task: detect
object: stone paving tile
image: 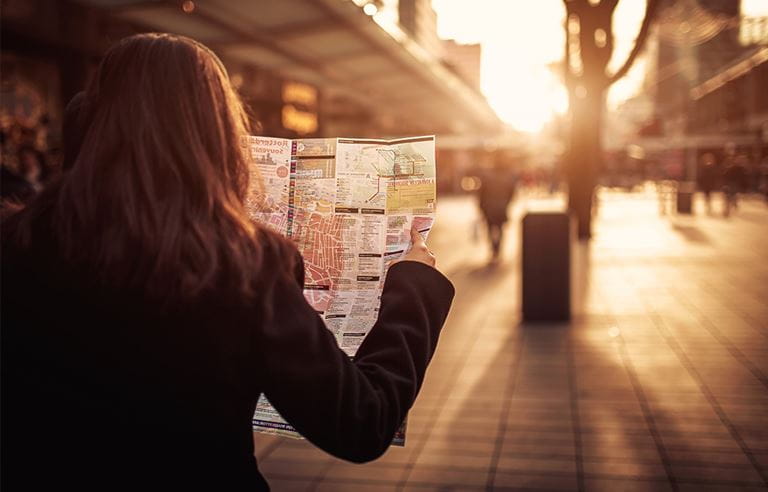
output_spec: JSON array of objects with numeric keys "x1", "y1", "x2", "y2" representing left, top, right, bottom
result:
[
  {"x1": 670, "y1": 463, "x2": 766, "y2": 485},
  {"x1": 500, "y1": 436, "x2": 577, "y2": 458},
  {"x1": 316, "y1": 482, "x2": 399, "y2": 492},
  {"x1": 263, "y1": 477, "x2": 314, "y2": 491},
  {"x1": 259, "y1": 458, "x2": 328, "y2": 480},
  {"x1": 256, "y1": 191, "x2": 768, "y2": 491},
  {"x1": 418, "y1": 435, "x2": 498, "y2": 456},
  {"x1": 406, "y1": 465, "x2": 490, "y2": 488},
  {"x1": 321, "y1": 460, "x2": 407, "y2": 483},
  {"x1": 582, "y1": 459, "x2": 669, "y2": 480},
  {"x1": 491, "y1": 470, "x2": 578, "y2": 490},
  {"x1": 429, "y1": 422, "x2": 503, "y2": 441},
  {"x1": 664, "y1": 447, "x2": 754, "y2": 466},
  {"x1": 401, "y1": 485, "x2": 485, "y2": 492},
  {"x1": 412, "y1": 450, "x2": 494, "y2": 469},
  {"x1": 583, "y1": 477, "x2": 675, "y2": 491},
  {"x1": 495, "y1": 455, "x2": 577, "y2": 474},
  {"x1": 677, "y1": 485, "x2": 768, "y2": 492}
]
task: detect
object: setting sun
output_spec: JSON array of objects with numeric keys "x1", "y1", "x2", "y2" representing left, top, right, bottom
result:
[
  {"x1": 483, "y1": 64, "x2": 568, "y2": 133},
  {"x1": 433, "y1": 0, "x2": 648, "y2": 133}
]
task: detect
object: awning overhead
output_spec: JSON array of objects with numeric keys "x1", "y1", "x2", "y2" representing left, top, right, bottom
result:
[{"x1": 76, "y1": 0, "x2": 503, "y2": 136}]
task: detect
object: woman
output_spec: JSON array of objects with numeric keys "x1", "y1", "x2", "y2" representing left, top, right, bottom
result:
[{"x1": 1, "y1": 33, "x2": 454, "y2": 491}]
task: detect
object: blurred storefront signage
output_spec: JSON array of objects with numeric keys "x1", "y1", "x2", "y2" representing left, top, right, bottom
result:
[
  {"x1": 0, "y1": 80, "x2": 44, "y2": 128},
  {"x1": 282, "y1": 81, "x2": 318, "y2": 135}
]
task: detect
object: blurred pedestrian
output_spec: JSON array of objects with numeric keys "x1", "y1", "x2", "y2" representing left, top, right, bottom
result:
[
  {"x1": 1, "y1": 33, "x2": 454, "y2": 491},
  {"x1": 478, "y1": 153, "x2": 516, "y2": 260},
  {"x1": 722, "y1": 154, "x2": 748, "y2": 217},
  {"x1": 698, "y1": 152, "x2": 718, "y2": 215}
]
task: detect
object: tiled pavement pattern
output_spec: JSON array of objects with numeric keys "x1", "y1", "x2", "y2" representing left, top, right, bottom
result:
[{"x1": 254, "y1": 189, "x2": 768, "y2": 491}]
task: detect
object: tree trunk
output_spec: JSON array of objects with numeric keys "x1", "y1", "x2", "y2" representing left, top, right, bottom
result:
[
  {"x1": 566, "y1": 86, "x2": 604, "y2": 239},
  {"x1": 561, "y1": 0, "x2": 659, "y2": 240}
]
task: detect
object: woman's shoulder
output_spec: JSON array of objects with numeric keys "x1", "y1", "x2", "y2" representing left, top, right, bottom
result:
[
  {"x1": 256, "y1": 226, "x2": 297, "y2": 260},
  {"x1": 254, "y1": 226, "x2": 304, "y2": 287}
]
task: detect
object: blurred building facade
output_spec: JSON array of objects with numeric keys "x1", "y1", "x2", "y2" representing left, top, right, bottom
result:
[
  {"x1": 441, "y1": 40, "x2": 482, "y2": 92},
  {"x1": 634, "y1": 0, "x2": 767, "y2": 180},
  {"x1": 398, "y1": 0, "x2": 443, "y2": 59},
  {"x1": 1, "y1": 0, "x2": 503, "y2": 190}
]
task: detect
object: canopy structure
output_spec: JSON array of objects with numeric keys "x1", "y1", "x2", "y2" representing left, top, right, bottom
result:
[{"x1": 76, "y1": 0, "x2": 503, "y2": 137}]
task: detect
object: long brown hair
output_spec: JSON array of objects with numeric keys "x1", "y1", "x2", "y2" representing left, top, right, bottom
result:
[{"x1": 6, "y1": 33, "x2": 268, "y2": 301}]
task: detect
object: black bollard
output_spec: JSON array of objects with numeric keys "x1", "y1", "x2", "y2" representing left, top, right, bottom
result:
[
  {"x1": 676, "y1": 182, "x2": 694, "y2": 214},
  {"x1": 522, "y1": 212, "x2": 572, "y2": 322}
]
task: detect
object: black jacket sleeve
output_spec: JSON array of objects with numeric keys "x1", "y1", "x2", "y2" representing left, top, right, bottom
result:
[{"x1": 256, "y1": 260, "x2": 454, "y2": 462}]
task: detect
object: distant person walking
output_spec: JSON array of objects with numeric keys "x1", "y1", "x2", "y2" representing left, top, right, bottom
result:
[
  {"x1": 698, "y1": 153, "x2": 718, "y2": 214},
  {"x1": 723, "y1": 155, "x2": 748, "y2": 217},
  {"x1": 478, "y1": 155, "x2": 516, "y2": 260}
]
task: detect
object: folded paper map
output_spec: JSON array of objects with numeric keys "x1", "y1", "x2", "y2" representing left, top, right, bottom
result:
[{"x1": 246, "y1": 135, "x2": 437, "y2": 446}]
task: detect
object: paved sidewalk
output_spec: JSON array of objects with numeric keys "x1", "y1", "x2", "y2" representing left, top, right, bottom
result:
[{"x1": 255, "y1": 189, "x2": 768, "y2": 491}]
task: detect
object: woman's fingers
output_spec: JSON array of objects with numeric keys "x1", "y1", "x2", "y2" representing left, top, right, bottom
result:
[
  {"x1": 411, "y1": 225, "x2": 425, "y2": 247},
  {"x1": 403, "y1": 224, "x2": 436, "y2": 267}
]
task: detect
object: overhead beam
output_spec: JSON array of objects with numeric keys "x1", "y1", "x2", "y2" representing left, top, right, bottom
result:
[{"x1": 262, "y1": 19, "x2": 342, "y2": 39}]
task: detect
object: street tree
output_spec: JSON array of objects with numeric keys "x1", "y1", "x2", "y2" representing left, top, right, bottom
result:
[{"x1": 562, "y1": 0, "x2": 661, "y2": 238}]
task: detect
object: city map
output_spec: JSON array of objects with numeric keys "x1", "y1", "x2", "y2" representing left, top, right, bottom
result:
[{"x1": 246, "y1": 135, "x2": 436, "y2": 446}]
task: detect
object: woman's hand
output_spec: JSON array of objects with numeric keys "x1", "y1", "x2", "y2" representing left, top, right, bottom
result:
[{"x1": 402, "y1": 225, "x2": 436, "y2": 267}]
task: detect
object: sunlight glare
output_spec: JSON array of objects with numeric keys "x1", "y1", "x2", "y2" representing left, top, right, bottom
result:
[{"x1": 433, "y1": 0, "x2": 648, "y2": 132}]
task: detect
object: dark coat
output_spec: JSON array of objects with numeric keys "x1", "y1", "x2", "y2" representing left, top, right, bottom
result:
[{"x1": 1, "y1": 213, "x2": 454, "y2": 491}]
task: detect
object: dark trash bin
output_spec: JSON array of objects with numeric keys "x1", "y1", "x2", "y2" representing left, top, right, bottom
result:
[{"x1": 522, "y1": 212, "x2": 572, "y2": 322}]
